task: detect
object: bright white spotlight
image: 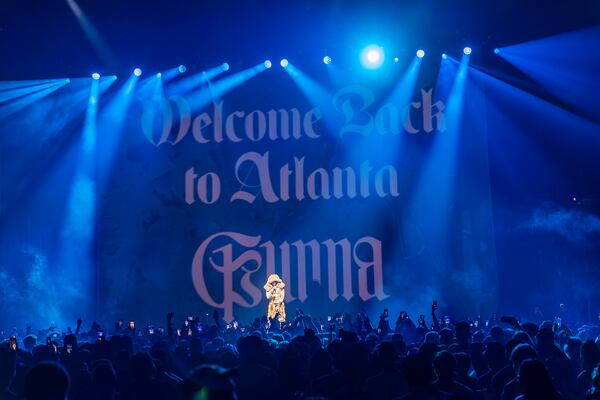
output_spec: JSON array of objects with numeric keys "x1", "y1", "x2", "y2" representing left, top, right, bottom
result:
[
  {"x1": 156, "y1": 72, "x2": 162, "y2": 78},
  {"x1": 280, "y1": 59, "x2": 289, "y2": 68},
  {"x1": 494, "y1": 48, "x2": 500, "y2": 55},
  {"x1": 92, "y1": 72, "x2": 100, "y2": 80},
  {"x1": 222, "y1": 62, "x2": 230, "y2": 71},
  {"x1": 178, "y1": 65, "x2": 186, "y2": 73},
  {"x1": 416, "y1": 49, "x2": 425, "y2": 58},
  {"x1": 463, "y1": 47, "x2": 472, "y2": 55},
  {"x1": 264, "y1": 60, "x2": 272, "y2": 69},
  {"x1": 133, "y1": 68, "x2": 142, "y2": 76},
  {"x1": 393, "y1": 56, "x2": 399, "y2": 63},
  {"x1": 441, "y1": 53, "x2": 448, "y2": 59},
  {"x1": 360, "y1": 45, "x2": 384, "y2": 69},
  {"x1": 323, "y1": 55, "x2": 332, "y2": 65}
]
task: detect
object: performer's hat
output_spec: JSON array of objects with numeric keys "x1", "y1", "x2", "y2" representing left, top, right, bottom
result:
[{"x1": 264, "y1": 273, "x2": 285, "y2": 290}]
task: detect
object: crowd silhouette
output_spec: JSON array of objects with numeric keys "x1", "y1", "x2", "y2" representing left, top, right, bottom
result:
[{"x1": 1, "y1": 303, "x2": 600, "y2": 400}]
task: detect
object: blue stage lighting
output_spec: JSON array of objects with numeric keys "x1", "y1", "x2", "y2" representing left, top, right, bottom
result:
[
  {"x1": 178, "y1": 65, "x2": 186, "y2": 73},
  {"x1": 133, "y1": 68, "x2": 142, "y2": 76},
  {"x1": 416, "y1": 49, "x2": 425, "y2": 58},
  {"x1": 463, "y1": 47, "x2": 472, "y2": 55},
  {"x1": 360, "y1": 45, "x2": 385, "y2": 69},
  {"x1": 92, "y1": 72, "x2": 100, "y2": 80},
  {"x1": 264, "y1": 60, "x2": 272, "y2": 69},
  {"x1": 442, "y1": 53, "x2": 448, "y2": 59},
  {"x1": 156, "y1": 72, "x2": 162, "y2": 78},
  {"x1": 280, "y1": 59, "x2": 289, "y2": 68},
  {"x1": 222, "y1": 62, "x2": 230, "y2": 71},
  {"x1": 323, "y1": 56, "x2": 332, "y2": 65},
  {"x1": 393, "y1": 57, "x2": 399, "y2": 63},
  {"x1": 494, "y1": 48, "x2": 500, "y2": 55}
]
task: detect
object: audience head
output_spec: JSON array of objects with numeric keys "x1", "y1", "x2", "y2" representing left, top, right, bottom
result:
[
  {"x1": 403, "y1": 353, "x2": 433, "y2": 388},
  {"x1": 180, "y1": 364, "x2": 236, "y2": 400},
  {"x1": 433, "y1": 350, "x2": 456, "y2": 381},
  {"x1": 581, "y1": 339, "x2": 600, "y2": 370},
  {"x1": 485, "y1": 341, "x2": 507, "y2": 369},
  {"x1": 24, "y1": 362, "x2": 70, "y2": 400},
  {"x1": 517, "y1": 358, "x2": 559, "y2": 399},
  {"x1": 510, "y1": 343, "x2": 537, "y2": 370}
]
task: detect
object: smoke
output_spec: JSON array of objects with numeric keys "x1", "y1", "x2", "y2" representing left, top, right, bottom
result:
[
  {"x1": 522, "y1": 206, "x2": 600, "y2": 242},
  {"x1": 0, "y1": 247, "x2": 86, "y2": 328}
]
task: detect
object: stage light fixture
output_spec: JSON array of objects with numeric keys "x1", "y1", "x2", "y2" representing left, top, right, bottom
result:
[
  {"x1": 280, "y1": 59, "x2": 289, "y2": 68},
  {"x1": 416, "y1": 49, "x2": 425, "y2": 58},
  {"x1": 442, "y1": 53, "x2": 448, "y2": 59},
  {"x1": 360, "y1": 45, "x2": 384, "y2": 69},
  {"x1": 393, "y1": 57, "x2": 399, "y2": 63},
  {"x1": 463, "y1": 47, "x2": 472, "y2": 55},
  {"x1": 133, "y1": 68, "x2": 142, "y2": 76},
  {"x1": 178, "y1": 65, "x2": 186, "y2": 73},
  {"x1": 264, "y1": 60, "x2": 272, "y2": 69},
  {"x1": 156, "y1": 72, "x2": 162, "y2": 78},
  {"x1": 222, "y1": 62, "x2": 230, "y2": 71},
  {"x1": 323, "y1": 56, "x2": 332, "y2": 65},
  {"x1": 92, "y1": 72, "x2": 100, "y2": 80},
  {"x1": 494, "y1": 48, "x2": 500, "y2": 55}
]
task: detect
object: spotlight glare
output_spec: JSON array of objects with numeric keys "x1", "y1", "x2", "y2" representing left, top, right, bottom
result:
[
  {"x1": 178, "y1": 64, "x2": 186, "y2": 73},
  {"x1": 264, "y1": 60, "x2": 272, "y2": 69},
  {"x1": 133, "y1": 68, "x2": 142, "y2": 76},
  {"x1": 442, "y1": 53, "x2": 448, "y2": 59},
  {"x1": 393, "y1": 56, "x2": 399, "y2": 63},
  {"x1": 222, "y1": 62, "x2": 230, "y2": 71},
  {"x1": 494, "y1": 48, "x2": 500, "y2": 55},
  {"x1": 280, "y1": 58, "x2": 289, "y2": 68},
  {"x1": 360, "y1": 45, "x2": 384, "y2": 69},
  {"x1": 92, "y1": 72, "x2": 100, "y2": 80},
  {"x1": 156, "y1": 72, "x2": 162, "y2": 78},
  {"x1": 323, "y1": 55, "x2": 332, "y2": 65},
  {"x1": 463, "y1": 46, "x2": 472, "y2": 55},
  {"x1": 416, "y1": 49, "x2": 425, "y2": 58},
  {"x1": 367, "y1": 50, "x2": 379, "y2": 63}
]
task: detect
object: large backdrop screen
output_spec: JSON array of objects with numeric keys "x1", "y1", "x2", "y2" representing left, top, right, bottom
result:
[{"x1": 0, "y1": 58, "x2": 497, "y2": 326}]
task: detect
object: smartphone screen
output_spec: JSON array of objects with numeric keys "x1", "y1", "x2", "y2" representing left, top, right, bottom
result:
[
  {"x1": 176, "y1": 328, "x2": 181, "y2": 337},
  {"x1": 67, "y1": 344, "x2": 73, "y2": 354},
  {"x1": 9, "y1": 336, "x2": 17, "y2": 351},
  {"x1": 129, "y1": 320, "x2": 135, "y2": 330}
]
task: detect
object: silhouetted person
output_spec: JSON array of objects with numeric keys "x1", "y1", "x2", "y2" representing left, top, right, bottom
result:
[
  {"x1": 92, "y1": 360, "x2": 117, "y2": 400},
  {"x1": 500, "y1": 343, "x2": 538, "y2": 400},
  {"x1": 24, "y1": 362, "x2": 70, "y2": 400},
  {"x1": 234, "y1": 335, "x2": 277, "y2": 400},
  {"x1": 397, "y1": 353, "x2": 441, "y2": 400},
  {"x1": 179, "y1": 364, "x2": 236, "y2": 400},
  {"x1": 364, "y1": 342, "x2": 407, "y2": 399},
  {"x1": 477, "y1": 341, "x2": 507, "y2": 390},
  {"x1": 378, "y1": 309, "x2": 391, "y2": 336},
  {"x1": 454, "y1": 352, "x2": 477, "y2": 390},
  {"x1": 432, "y1": 350, "x2": 476, "y2": 399},
  {"x1": 579, "y1": 340, "x2": 600, "y2": 397},
  {"x1": 516, "y1": 358, "x2": 564, "y2": 400},
  {"x1": 0, "y1": 348, "x2": 17, "y2": 400}
]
